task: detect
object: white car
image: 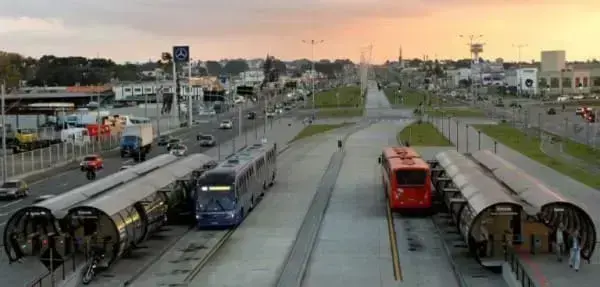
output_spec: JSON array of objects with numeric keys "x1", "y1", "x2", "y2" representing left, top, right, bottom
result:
[
  {"x1": 170, "y1": 144, "x2": 188, "y2": 156},
  {"x1": 266, "y1": 111, "x2": 276, "y2": 118},
  {"x1": 219, "y1": 120, "x2": 233, "y2": 129}
]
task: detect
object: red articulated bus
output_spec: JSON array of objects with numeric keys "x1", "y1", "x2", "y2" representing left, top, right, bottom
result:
[{"x1": 379, "y1": 147, "x2": 433, "y2": 211}]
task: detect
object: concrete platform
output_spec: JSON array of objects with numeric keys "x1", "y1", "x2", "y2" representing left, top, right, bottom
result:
[
  {"x1": 427, "y1": 119, "x2": 600, "y2": 286},
  {"x1": 186, "y1": 129, "x2": 350, "y2": 287},
  {"x1": 302, "y1": 122, "x2": 406, "y2": 287}
]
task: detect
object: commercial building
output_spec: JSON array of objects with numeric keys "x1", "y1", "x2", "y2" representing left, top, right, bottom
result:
[
  {"x1": 504, "y1": 68, "x2": 538, "y2": 95},
  {"x1": 112, "y1": 81, "x2": 204, "y2": 101},
  {"x1": 538, "y1": 50, "x2": 600, "y2": 95}
]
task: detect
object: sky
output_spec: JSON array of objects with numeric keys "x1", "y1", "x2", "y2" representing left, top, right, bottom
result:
[{"x1": 0, "y1": 0, "x2": 599, "y2": 64}]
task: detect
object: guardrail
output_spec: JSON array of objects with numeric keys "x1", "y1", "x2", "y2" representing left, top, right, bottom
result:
[
  {"x1": 27, "y1": 253, "x2": 85, "y2": 287},
  {"x1": 0, "y1": 134, "x2": 122, "y2": 179},
  {"x1": 505, "y1": 248, "x2": 536, "y2": 287}
]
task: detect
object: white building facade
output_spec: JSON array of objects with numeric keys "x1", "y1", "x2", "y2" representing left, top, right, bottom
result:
[
  {"x1": 504, "y1": 68, "x2": 538, "y2": 95},
  {"x1": 112, "y1": 81, "x2": 204, "y2": 101}
]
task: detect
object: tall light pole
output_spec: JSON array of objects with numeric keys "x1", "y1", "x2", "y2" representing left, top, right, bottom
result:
[
  {"x1": 302, "y1": 39, "x2": 324, "y2": 118},
  {"x1": 459, "y1": 34, "x2": 484, "y2": 99},
  {"x1": 1, "y1": 83, "x2": 6, "y2": 183},
  {"x1": 513, "y1": 44, "x2": 527, "y2": 97}
]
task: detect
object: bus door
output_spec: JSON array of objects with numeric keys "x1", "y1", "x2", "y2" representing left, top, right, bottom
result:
[{"x1": 394, "y1": 168, "x2": 428, "y2": 202}]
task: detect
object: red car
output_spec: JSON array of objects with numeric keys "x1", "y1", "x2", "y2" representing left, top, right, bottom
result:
[{"x1": 80, "y1": 154, "x2": 104, "y2": 171}]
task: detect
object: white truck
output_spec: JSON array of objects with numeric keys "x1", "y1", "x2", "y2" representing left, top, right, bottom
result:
[{"x1": 120, "y1": 124, "x2": 153, "y2": 161}]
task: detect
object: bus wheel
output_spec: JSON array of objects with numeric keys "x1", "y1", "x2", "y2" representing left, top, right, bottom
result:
[
  {"x1": 250, "y1": 197, "x2": 255, "y2": 211},
  {"x1": 269, "y1": 173, "x2": 276, "y2": 186},
  {"x1": 237, "y1": 210, "x2": 244, "y2": 226}
]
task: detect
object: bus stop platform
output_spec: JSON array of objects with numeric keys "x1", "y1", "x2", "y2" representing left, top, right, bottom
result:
[{"x1": 507, "y1": 251, "x2": 600, "y2": 287}]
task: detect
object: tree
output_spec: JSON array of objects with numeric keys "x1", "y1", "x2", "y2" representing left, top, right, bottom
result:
[
  {"x1": 0, "y1": 51, "x2": 25, "y2": 89},
  {"x1": 205, "y1": 61, "x2": 222, "y2": 76},
  {"x1": 222, "y1": 59, "x2": 249, "y2": 76},
  {"x1": 271, "y1": 59, "x2": 286, "y2": 75}
]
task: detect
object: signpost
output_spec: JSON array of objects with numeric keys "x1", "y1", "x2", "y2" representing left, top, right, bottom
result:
[{"x1": 172, "y1": 46, "x2": 190, "y2": 126}]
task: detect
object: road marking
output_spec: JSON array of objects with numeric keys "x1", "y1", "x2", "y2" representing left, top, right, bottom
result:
[
  {"x1": 0, "y1": 208, "x2": 18, "y2": 216},
  {"x1": 386, "y1": 203, "x2": 403, "y2": 281},
  {"x1": 0, "y1": 221, "x2": 5, "y2": 226},
  {"x1": 0, "y1": 199, "x2": 23, "y2": 209}
]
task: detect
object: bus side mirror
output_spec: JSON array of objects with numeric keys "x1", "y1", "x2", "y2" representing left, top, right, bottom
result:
[{"x1": 378, "y1": 156, "x2": 382, "y2": 164}]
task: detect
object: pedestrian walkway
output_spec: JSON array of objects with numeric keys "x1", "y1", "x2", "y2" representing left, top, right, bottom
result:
[
  {"x1": 132, "y1": 125, "x2": 350, "y2": 287},
  {"x1": 429, "y1": 116, "x2": 600, "y2": 286},
  {"x1": 302, "y1": 122, "x2": 400, "y2": 287}
]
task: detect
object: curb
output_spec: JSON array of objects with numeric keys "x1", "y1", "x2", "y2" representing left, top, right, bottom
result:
[
  {"x1": 121, "y1": 226, "x2": 195, "y2": 286},
  {"x1": 430, "y1": 215, "x2": 469, "y2": 287}
]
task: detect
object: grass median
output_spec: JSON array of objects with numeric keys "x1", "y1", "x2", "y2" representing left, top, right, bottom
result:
[
  {"x1": 473, "y1": 124, "x2": 600, "y2": 188},
  {"x1": 317, "y1": 108, "x2": 364, "y2": 118},
  {"x1": 425, "y1": 107, "x2": 485, "y2": 118},
  {"x1": 290, "y1": 123, "x2": 350, "y2": 142},
  {"x1": 398, "y1": 122, "x2": 453, "y2": 146},
  {"x1": 315, "y1": 86, "x2": 362, "y2": 108}
]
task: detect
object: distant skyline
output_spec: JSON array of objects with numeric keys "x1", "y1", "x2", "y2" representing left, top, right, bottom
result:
[{"x1": 1, "y1": 1, "x2": 598, "y2": 64}]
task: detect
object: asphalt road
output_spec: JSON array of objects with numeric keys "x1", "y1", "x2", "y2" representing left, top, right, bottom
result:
[
  {"x1": 0, "y1": 101, "x2": 276, "y2": 238},
  {"x1": 0, "y1": 101, "x2": 302, "y2": 287}
]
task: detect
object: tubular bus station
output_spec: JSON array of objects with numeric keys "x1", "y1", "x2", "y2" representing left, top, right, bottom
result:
[
  {"x1": 429, "y1": 150, "x2": 596, "y2": 268},
  {"x1": 3, "y1": 154, "x2": 217, "y2": 270}
]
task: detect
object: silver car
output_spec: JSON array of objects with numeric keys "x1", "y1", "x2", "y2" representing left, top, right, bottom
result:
[
  {"x1": 197, "y1": 134, "x2": 216, "y2": 147},
  {"x1": 0, "y1": 180, "x2": 29, "y2": 199},
  {"x1": 170, "y1": 144, "x2": 188, "y2": 156}
]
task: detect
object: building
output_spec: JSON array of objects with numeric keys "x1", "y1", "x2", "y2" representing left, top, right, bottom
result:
[
  {"x1": 445, "y1": 68, "x2": 471, "y2": 88},
  {"x1": 541, "y1": 51, "x2": 566, "y2": 72},
  {"x1": 112, "y1": 81, "x2": 204, "y2": 101},
  {"x1": 504, "y1": 68, "x2": 538, "y2": 95},
  {"x1": 537, "y1": 51, "x2": 598, "y2": 95}
]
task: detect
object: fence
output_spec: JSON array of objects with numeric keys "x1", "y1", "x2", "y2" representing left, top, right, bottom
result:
[
  {"x1": 505, "y1": 248, "x2": 537, "y2": 287},
  {"x1": 27, "y1": 254, "x2": 85, "y2": 287},
  {"x1": 0, "y1": 134, "x2": 122, "y2": 180}
]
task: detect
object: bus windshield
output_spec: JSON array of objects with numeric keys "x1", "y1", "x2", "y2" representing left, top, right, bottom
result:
[
  {"x1": 395, "y1": 169, "x2": 427, "y2": 185},
  {"x1": 197, "y1": 193, "x2": 236, "y2": 211}
]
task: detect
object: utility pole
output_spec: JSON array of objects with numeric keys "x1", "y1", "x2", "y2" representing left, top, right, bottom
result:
[
  {"x1": 459, "y1": 34, "x2": 484, "y2": 99},
  {"x1": 187, "y1": 58, "x2": 193, "y2": 127},
  {"x1": 513, "y1": 44, "x2": 527, "y2": 97},
  {"x1": 302, "y1": 39, "x2": 324, "y2": 118},
  {"x1": 1, "y1": 83, "x2": 6, "y2": 183}
]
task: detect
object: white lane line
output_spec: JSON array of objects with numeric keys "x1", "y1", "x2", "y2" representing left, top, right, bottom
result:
[
  {"x1": 0, "y1": 199, "x2": 23, "y2": 209},
  {"x1": 0, "y1": 221, "x2": 5, "y2": 226},
  {"x1": 0, "y1": 209, "x2": 18, "y2": 216}
]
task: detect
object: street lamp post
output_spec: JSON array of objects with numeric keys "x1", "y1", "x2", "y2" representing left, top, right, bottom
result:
[
  {"x1": 459, "y1": 34, "x2": 483, "y2": 99},
  {"x1": 302, "y1": 39, "x2": 324, "y2": 118},
  {"x1": 513, "y1": 44, "x2": 527, "y2": 98}
]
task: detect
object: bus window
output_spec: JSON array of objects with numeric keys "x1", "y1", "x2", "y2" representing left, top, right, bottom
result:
[{"x1": 395, "y1": 169, "x2": 427, "y2": 185}]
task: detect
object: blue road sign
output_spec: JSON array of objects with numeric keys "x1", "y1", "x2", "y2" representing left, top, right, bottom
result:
[{"x1": 173, "y1": 46, "x2": 190, "y2": 62}]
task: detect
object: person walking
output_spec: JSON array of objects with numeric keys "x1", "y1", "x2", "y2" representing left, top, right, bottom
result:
[
  {"x1": 569, "y1": 229, "x2": 582, "y2": 271},
  {"x1": 555, "y1": 223, "x2": 565, "y2": 262}
]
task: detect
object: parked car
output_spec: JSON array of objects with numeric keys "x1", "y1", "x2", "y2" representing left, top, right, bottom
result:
[
  {"x1": 246, "y1": 112, "x2": 256, "y2": 120},
  {"x1": 0, "y1": 179, "x2": 30, "y2": 199}
]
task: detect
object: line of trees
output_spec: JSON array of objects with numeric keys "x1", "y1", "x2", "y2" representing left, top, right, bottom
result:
[{"x1": 0, "y1": 50, "x2": 356, "y2": 91}]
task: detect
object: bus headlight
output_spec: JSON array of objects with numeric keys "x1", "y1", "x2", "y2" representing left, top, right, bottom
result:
[
  {"x1": 201, "y1": 186, "x2": 208, "y2": 191},
  {"x1": 227, "y1": 211, "x2": 235, "y2": 218}
]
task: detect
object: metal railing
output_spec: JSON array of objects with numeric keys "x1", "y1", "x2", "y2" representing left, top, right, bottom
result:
[
  {"x1": 27, "y1": 254, "x2": 85, "y2": 287},
  {"x1": 0, "y1": 134, "x2": 122, "y2": 179},
  {"x1": 505, "y1": 248, "x2": 537, "y2": 287}
]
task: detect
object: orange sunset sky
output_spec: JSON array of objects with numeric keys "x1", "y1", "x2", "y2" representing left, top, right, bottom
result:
[{"x1": 0, "y1": 0, "x2": 598, "y2": 63}]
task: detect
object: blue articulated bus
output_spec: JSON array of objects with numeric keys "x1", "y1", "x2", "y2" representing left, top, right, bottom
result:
[{"x1": 194, "y1": 142, "x2": 277, "y2": 228}]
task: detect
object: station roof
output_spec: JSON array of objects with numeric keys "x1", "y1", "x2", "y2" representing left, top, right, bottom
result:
[
  {"x1": 435, "y1": 150, "x2": 520, "y2": 215},
  {"x1": 76, "y1": 153, "x2": 215, "y2": 217}
]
